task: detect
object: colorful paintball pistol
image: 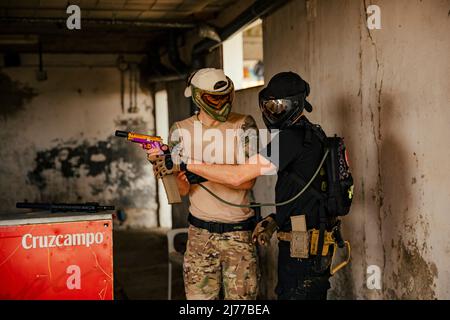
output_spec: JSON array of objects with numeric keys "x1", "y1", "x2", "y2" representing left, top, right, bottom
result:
[
  {"x1": 115, "y1": 130, "x2": 182, "y2": 204},
  {"x1": 115, "y1": 130, "x2": 163, "y2": 150}
]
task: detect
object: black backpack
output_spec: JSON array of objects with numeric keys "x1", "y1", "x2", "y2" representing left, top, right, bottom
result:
[
  {"x1": 286, "y1": 119, "x2": 354, "y2": 219},
  {"x1": 323, "y1": 135, "x2": 354, "y2": 217}
]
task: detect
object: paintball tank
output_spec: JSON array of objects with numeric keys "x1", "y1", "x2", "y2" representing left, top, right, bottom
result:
[{"x1": 115, "y1": 130, "x2": 181, "y2": 204}]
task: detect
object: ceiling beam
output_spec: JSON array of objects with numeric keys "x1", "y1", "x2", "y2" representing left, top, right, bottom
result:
[{"x1": 0, "y1": 17, "x2": 196, "y2": 29}]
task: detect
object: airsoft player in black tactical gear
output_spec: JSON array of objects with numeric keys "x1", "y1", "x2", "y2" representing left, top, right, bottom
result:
[{"x1": 168, "y1": 71, "x2": 353, "y2": 300}]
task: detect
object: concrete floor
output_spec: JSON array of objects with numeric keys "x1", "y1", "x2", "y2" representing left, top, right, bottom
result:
[{"x1": 113, "y1": 228, "x2": 185, "y2": 300}]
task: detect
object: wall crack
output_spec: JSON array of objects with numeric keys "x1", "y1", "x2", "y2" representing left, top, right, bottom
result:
[{"x1": 362, "y1": 0, "x2": 386, "y2": 293}]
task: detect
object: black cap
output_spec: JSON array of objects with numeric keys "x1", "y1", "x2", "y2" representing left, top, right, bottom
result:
[{"x1": 260, "y1": 71, "x2": 312, "y2": 112}]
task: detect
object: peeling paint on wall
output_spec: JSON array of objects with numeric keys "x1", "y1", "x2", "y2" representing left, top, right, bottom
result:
[
  {"x1": 20, "y1": 122, "x2": 156, "y2": 210},
  {"x1": 23, "y1": 134, "x2": 156, "y2": 211},
  {"x1": 27, "y1": 137, "x2": 141, "y2": 192},
  {"x1": 0, "y1": 60, "x2": 158, "y2": 228},
  {"x1": 388, "y1": 240, "x2": 438, "y2": 299},
  {"x1": 114, "y1": 117, "x2": 149, "y2": 130}
]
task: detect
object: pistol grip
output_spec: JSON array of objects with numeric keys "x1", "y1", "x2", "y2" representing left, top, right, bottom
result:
[
  {"x1": 161, "y1": 174, "x2": 182, "y2": 204},
  {"x1": 142, "y1": 143, "x2": 162, "y2": 151}
]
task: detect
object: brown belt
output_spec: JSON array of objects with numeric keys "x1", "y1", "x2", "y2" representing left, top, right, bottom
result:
[
  {"x1": 277, "y1": 229, "x2": 351, "y2": 275},
  {"x1": 277, "y1": 231, "x2": 293, "y2": 242},
  {"x1": 277, "y1": 229, "x2": 335, "y2": 256}
]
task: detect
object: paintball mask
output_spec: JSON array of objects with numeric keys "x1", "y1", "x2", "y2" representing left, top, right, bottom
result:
[
  {"x1": 184, "y1": 68, "x2": 235, "y2": 122},
  {"x1": 258, "y1": 72, "x2": 313, "y2": 130}
]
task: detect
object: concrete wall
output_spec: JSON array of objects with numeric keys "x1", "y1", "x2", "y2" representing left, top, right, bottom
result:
[
  {"x1": 0, "y1": 54, "x2": 158, "y2": 228},
  {"x1": 235, "y1": 0, "x2": 449, "y2": 299}
]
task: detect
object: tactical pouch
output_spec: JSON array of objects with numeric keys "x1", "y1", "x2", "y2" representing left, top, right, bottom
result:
[{"x1": 289, "y1": 215, "x2": 309, "y2": 259}]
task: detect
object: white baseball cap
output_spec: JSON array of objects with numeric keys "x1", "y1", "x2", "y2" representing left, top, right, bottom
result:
[{"x1": 184, "y1": 68, "x2": 231, "y2": 97}]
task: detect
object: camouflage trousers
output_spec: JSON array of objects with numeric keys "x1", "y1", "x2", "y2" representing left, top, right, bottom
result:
[{"x1": 183, "y1": 225, "x2": 259, "y2": 300}]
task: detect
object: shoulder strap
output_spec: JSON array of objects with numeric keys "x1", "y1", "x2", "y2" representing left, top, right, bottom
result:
[
  {"x1": 282, "y1": 170, "x2": 326, "y2": 202},
  {"x1": 279, "y1": 169, "x2": 326, "y2": 221}
]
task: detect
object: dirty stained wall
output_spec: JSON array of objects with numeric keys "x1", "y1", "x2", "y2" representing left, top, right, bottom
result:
[
  {"x1": 0, "y1": 54, "x2": 158, "y2": 228},
  {"x1": 235, "y1": 0, "x2": 449, "y2": 299}
]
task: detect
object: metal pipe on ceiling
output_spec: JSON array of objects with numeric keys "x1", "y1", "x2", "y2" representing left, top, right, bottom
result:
[
  {"x1": 145, "y1": 0, "x2": 291, "y2": 82},
  {"x1": 193, "y1": 0, "x2": 291, "y2": 56},
  {"x1": 0, "y1": 17, "x2": 196, "y2": 29}
]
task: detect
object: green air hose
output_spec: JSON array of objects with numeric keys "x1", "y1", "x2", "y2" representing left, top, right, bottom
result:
[{"x1": 197, "y1": 149, "x2": 329, "y2": 208}]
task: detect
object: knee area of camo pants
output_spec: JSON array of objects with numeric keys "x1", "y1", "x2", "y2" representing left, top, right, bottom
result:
[{"x1": 183, "y1": 225, "x2": 258, "y2": 300}]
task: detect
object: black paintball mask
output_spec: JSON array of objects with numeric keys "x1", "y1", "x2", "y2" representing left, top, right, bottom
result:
[{"x1": 258, "y1": 72, "x2": 313, "y2": 130}]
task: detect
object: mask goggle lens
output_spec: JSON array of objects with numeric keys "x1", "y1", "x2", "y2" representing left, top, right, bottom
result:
[
  {"x1": 259, "y1": 93, "x2": 304, "y2": 120},
  {"x1": 202, "y1": 91, "x2": 234, "y2": 110},
  {"x1": 260, "y1": 99, "x2": 292, "y2": 115}
]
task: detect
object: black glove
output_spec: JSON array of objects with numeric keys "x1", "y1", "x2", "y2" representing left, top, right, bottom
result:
[
  {"x1": 162, "y1": 147, "x2": 207, "y2": 184},
  {"x1": 152, "y1": 147, "x2": 207, "y2": 184},
  {"x1": 162, "y1": 149, "x2": 187, "y2": 171},
  {"x1": 185, "y1": 170, "x2": 207, "y2": 184}
]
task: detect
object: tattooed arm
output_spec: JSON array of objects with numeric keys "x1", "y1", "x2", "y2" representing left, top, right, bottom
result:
[
  {"x1": 187, "y1": 154, "x2": 275, "y2": 187},
  {"x1": 187, "y1": 115, "x2": 277, "y2": 187},
  {"x1": 233, "y1": 115, "x2": 259, "y2": 190}
]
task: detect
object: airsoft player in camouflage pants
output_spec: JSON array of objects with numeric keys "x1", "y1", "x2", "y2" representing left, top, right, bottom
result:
[
  {"x1": 147, "y1": 68, "x2": 259, "y2": 300},
  {"x1": 184, "y1": 225, "x2": 258, "y2": 299}
]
